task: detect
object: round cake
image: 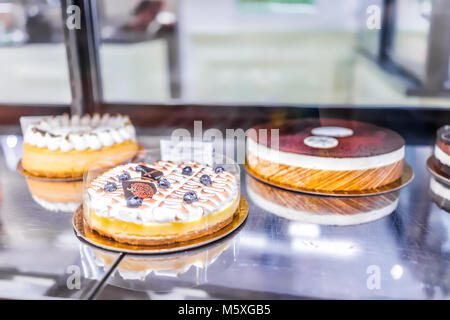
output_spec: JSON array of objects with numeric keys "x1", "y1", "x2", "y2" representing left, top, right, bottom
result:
[
  {"x1": 247, "y1": 118, "x2": 405, "y2": 192},
  {"x1": 84, "y1": 161, "x2": 239, "y2": 245},
  {"x1": 92, "y1": 239, "x2": 231, "y2": 280},
  {"x1": 434, "y1": 125, "x2": 450, "y2": 177},
  {"x1": 246, "y1": 175, "x2": 400, "y2": 225},
  {"x1": 22, "y1": 113, "x2": 139, "y2": 178}
]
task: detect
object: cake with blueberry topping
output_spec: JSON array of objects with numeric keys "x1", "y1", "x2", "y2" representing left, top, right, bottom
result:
[
  {"x1": 247, "y1": 118, "x2": 405, "y2": 192},
  {"x1": 22, "y1": 113, "x2": 139, "y2": 178},
  {"x1": 434, "y1": 125, "x2": 450, "y2": 177},
  {"x1": 84, "y1": 161, "x2": 239, "y2": 245}
]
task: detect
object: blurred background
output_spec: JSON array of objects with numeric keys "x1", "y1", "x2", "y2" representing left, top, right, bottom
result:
[{"x1": 0, "y1": 0, "x2": 449, "y2": 108}]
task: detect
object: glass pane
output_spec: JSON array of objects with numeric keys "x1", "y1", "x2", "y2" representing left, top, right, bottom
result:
[{"x1": 0, "y1": 0, "x2": 71, "y2": 104}]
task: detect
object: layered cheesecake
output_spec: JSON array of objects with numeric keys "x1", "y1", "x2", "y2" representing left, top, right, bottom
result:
[
  {"x1": 247, "y1": 118, "x2": 405, "y2": 192},
  {"x1": 434, "y1": 125, "x2": 450, "y2": 177},
  {"x1": 22, "y1": 113, "x2": 139, "y2": 178},
  {"x1": 84, "y1": 161, "x2": 239, "y2": 246},
  {"x1": 247, "y1": 175, "x2": 399, "y2": 225}
]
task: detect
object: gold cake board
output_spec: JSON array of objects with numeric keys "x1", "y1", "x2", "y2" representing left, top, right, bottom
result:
[
  {"x1": 245, "y1": 162, "x2": 414, "y2": 197},
  {"x1": 72, "y1": 196, "x2": 248, "y2": 254},
  {"x1": 427, "y1": 156, "x2": 450, "y2": 186}
]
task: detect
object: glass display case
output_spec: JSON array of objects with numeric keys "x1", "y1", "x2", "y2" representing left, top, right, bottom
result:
[{"x1": 0, "y1": 0, "x2": 449, "y2": 300}]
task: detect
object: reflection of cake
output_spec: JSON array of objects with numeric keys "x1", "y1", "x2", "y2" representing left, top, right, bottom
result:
[
  {"x1": 84, "y1": 161, "x2": 239, "y2": 245},
  {"x1": 434, "y1": 125, "x2": 450, "y2": 177},
  {"x1": 93, "y1": 239, "x2": 231, "y2": 280},
  {"x1": 25, "y1": 177, "x2": 82, "y2": 213},
  {"x1": 430, "y1": 178, "x2": 450, "y2": 212},
  {"x1": 247, "y1": 175, "x2": 399, "y2": 225},
  {"x1": 22, "y1": 113, "x2": 139, "y2": 178},
  {"x1": 247, "y1": 118, "x2": 405, "y2": 192}
]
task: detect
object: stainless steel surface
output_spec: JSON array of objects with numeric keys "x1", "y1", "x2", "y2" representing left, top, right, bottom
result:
[
  {"x1": 0, "y1": 135, "x2": 121, "y2": 299},
  {"x1": 1, "y1": 133, "x2": 450, "y2": 299}
]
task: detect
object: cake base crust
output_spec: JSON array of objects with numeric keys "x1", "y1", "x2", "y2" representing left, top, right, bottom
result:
[{"x1": 247, "y1": 151, "x2": 404, "y2": 192}]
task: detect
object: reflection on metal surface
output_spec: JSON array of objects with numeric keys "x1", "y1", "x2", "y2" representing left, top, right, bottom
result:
[
  {"x1": 16, "y1": 159, "x2": 82, "y2": 213},
  {"x1": 427, "y1": 156, "x2": 450, "y2": 186},
  {"x1": 246, "y1": 175, "x2": 400, "y2": 225},
  {"x1": 430, "y1": 178, "x2": 450, "y2": 213}
]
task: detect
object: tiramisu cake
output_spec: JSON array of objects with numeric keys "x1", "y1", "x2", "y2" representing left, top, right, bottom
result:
[
  {"x1": 247, "y1": 175, "x2": 400, "y2": 225},
  {"x1": 84, "y1": 161, "x2": 239, "y2": 245},
  {"x1": 434, "y1": 125, "x2": 450, "y2": 177},
  {"x1": 22, "y1": 113, "x2": 139, "y2": 178},
  {"x1": 247, "y1": 118, "x2": 405, "y2": 193}
]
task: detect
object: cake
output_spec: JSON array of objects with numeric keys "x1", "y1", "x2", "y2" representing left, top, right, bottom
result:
[
  {"x1": 434, "y1": 125, "x2": 450, "y2": 177},
  {"x1": 22, "y1": 113, "x2": 139, "y2": 178},
  {"x1": 430, "y1": 178, "x2": 450, "y2": 213},
  {"x1": 246, "y1": 175, "x2": 400, "y2": 225},
  {"x1": 247, "y1": 118, "x2": 405, "y2": 192},
  {"x1": 25, "y1": 177, "x2": 82, "y2": 212},
  {"x1": 84, "y1": 161, "x2": 239, "y2": 246}
]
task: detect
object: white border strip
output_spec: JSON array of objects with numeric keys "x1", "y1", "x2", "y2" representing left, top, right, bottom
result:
[
  {"x1": 435, "y1": 145, "x2": 450, "y2": 167},
  {"x1": 247, "y1": 138, "x2": 404, "y2": 171},
  {"x1": 430, "y1": 178, "x2": 450, "y2": 201}
]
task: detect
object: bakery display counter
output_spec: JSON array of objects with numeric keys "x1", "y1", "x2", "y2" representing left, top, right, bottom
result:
[{"x1": 0, "y1": 132, "x2": 449, "y2": 299}]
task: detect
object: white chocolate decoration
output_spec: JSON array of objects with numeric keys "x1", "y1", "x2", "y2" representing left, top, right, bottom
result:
[
  {"x1": 23, "y1": 113, "x2": 136, "y2": 152},
  {"x1": 86, "y1": 161, "x2": 239, "y2": 225},
  {"x1": 311, "y1": 126, "x2": 354, "y2": 138},
  {"x1": 304, "y1": 136, "x2": 339, "y2": 149}
]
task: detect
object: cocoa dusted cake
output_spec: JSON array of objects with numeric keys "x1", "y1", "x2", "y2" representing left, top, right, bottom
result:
[
  {"x1": 247, "y1": 118, "x2": 405, "y2": 192},
  {"x1": 84, "y1": 161, "x2": 239, "y2": 246},
  {"x1": 434, "y1": 125, "x2": 450, "y2": 177}
]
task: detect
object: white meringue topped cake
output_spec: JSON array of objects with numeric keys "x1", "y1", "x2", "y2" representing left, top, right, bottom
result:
[
  {"x1": 84, "y1": 161, "x2": 240, "y2": 246},
  {"x1": 22, "y1": 113, "x2": 139, "y2": 178}
]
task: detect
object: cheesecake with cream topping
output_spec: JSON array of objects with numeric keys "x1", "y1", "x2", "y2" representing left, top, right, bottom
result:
[
  {"x1": 247, "y1": 118, "x2": 405, "y2": 192},
  {"x1": 22, "y1": 113, "x2": 139, "y2": 178},
  {"x1": 84, "y1": 161, "x2": 239, "y2": 245},
  {"x1": 434, "y1": 125, "x2": 450, "y2": 177}
]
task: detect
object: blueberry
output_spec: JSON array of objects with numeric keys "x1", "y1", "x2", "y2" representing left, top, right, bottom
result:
[
  {"x1": 214, "y1": 166, "x2": 225, "y2": 173},
  {"x1": 183, "y1": 191, "x2": 198, "y2": 204},
  {"x1": 118, "y1": 172, "x2": 131, "y2": 182},
  {"x1": 127, "y1": 196, "x2": 143, "y2": 208},
  {"x1": 182, "y1": 166, "x2": 193, "y2": 176},
  {"x1": 200, "y1": 174, "x2": 211, "y2": 186},
  {"x1": 103, "y1": 182, "x2": 117, "y2": 192},
  {"x1": 158, "y1": 177, "x2": 171, "y2": 189}
]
